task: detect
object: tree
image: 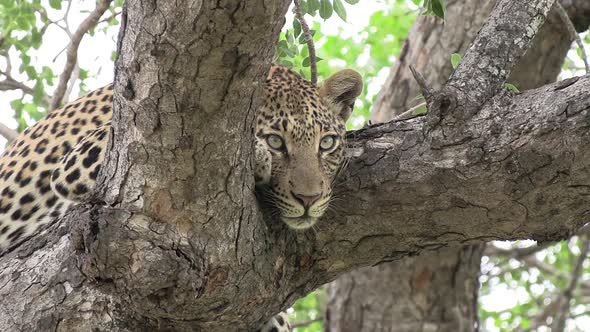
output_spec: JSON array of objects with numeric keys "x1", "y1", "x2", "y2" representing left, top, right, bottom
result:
[
  {"x1": 1, "y1": 0, "x2": 589, "y2": 331},
  {"x1": 326, "y1": 1, "x2": 590, "y2": 331}
]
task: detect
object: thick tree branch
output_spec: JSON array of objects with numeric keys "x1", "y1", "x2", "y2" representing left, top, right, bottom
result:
[
  {"x1": 49, "y1": 0, "x2": 112, "y2": 110},
  {"x1": 317, "y1": 74, "x2": 590, "y2": 273},
  {"x1": 445, "y1": 0, "x2": 555, "y2": 113}
]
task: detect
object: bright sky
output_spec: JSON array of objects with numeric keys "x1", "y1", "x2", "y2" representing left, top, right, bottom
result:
[{"x1": 0, "y1": 2, "x2": 589, "y2": 331}]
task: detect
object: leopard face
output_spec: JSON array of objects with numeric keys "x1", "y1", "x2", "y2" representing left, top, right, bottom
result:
[{"x1": 254, "y1": 66, "x2": 363, "y2": 229}]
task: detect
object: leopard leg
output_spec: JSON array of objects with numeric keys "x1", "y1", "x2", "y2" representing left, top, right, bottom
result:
[{"x1": 255, "y1": 311, "x2": 291, "y2": 332}]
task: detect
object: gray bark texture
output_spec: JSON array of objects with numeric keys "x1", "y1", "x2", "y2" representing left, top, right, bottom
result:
[
  {"x1": 0, "y1": 0, "x2": 589, "y2": 331},
  {"x1": 327, "y1": 0, "x2": 590, "y2": 331}
]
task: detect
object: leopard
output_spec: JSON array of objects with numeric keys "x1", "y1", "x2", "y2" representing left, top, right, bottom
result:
[{"x1": 0, "y1": 65, "x2": 362, "y2": 331}]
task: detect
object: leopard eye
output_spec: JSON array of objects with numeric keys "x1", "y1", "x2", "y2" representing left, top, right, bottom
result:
[
  {"x1": 320, "y1": 135, "x2": 337, "y2": 151},
  {"x1": 266, "y1": 134, "x2": 285, "y2": 150}
]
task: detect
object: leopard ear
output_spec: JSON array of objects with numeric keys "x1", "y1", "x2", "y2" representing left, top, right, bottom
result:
[{"x1": 319, "y1": 69, "x2": 363, "y2": 122}]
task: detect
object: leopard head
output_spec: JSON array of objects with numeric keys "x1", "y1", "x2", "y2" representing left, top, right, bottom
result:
[{"x1": 255, "y1": 65, "x2": 363, "y2": 229}]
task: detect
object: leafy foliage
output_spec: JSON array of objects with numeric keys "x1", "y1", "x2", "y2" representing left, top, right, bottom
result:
[
  {"x1": 0, "y1": 0, "x2": 51, "y2": 131},
  {"x1": 290, "y1": 289, "x2": 326, "y2": 331},
  {"x1": 0, "y1": 0, "x2": 122, "y2": 132},
  {"x1": 480, "y1": 238, "x2": 590, "y2": 331}
]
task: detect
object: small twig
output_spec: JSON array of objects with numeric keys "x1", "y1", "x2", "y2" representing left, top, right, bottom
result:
[
  {"x1": 293, "y1": 0, "x2": 317, "y2": 85},
  {"x1": 63, "y1": 61, "x2": 80, "y2": 103},
  {"x1": 50, "y1": 0, "x2": 112, "y2": 110},
  {"x1": 52, "y1": 44, "x2": 69, "y2": 63},
  {"x1": 0, "y1": 122, "x2": 17, "y2": 142},
  {"x1": 0, "y1": 75, "x2": 51, "y2": 107},
  {"x1": 519, "y1": 292, "x2": 561, "y2": 332},
  {"x1": 98, "y1": 10, "x2": 122, "y2": 25},
  {"x1": 391, "y1": 102, "x2": 428, "y2": 121},
  {"x1": 555, "y1": 2, "x2": 589, "y2": 74},
  {"x1": 63, "y1": 0, "x2": 73, "y2": 22},
  {"x1": 290, "y1": 318, "x2": 322, "y2": 328},
  {"x1": 552, "y1": 237, "x2": 590, "y2": 331},
  {"x1": 409, "y1": 65, "x2": 432, "y2": 99}
]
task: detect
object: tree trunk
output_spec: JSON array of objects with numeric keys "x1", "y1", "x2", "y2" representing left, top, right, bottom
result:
[
  {"x1": 1, "y1": 0, "x2": 589, "y2": 331},
  {"x1": 326, "y1": 1, "x2": 590, "y2": 331}
]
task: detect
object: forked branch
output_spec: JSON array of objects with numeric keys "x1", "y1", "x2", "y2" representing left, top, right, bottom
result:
[{"x1": 49, "y1": 0, "x2": 113, "y2": 110}]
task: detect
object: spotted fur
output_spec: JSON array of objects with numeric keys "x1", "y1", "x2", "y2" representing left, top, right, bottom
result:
[
  {"x1": 256, "y1": 311, "x2": 291, "y2": 332},
  {"x1": 0, "y1": 65, "x2": 362, "y2": 331},
  {"x1": 0, "y1": 84, "x2": 113, "y2": 252}
]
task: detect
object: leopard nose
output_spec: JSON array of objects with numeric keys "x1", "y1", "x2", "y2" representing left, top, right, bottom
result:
[{"x1": 292, "y1": 191, "x2": 322, "y2": 209}]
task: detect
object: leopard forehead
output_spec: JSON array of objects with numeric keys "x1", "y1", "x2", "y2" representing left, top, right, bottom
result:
[{"x1": 256, "y1": 66, "x2": 346, "y2": 140}]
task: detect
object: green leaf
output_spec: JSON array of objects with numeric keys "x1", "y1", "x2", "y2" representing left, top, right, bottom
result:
[
  {"x1": 10, "y1": 99, "x2": 23, "y2": 112},
  {"x1": 16, "y1": 17, "x2": 30, "y2": 30},
  {"x1": 33, "y1": 81, "x2": 45, "y2": 104},
  {"x1": 504, "y1": 83, "x2": 520, "y2": 93},
  {"x1": 49, "y1": 0, "x2": 62, "y2": 10},
  {"x1": 24, "y1": 66, "x2": 37, "y2": 80},
  {"x1": 344, "y1": 0, "x2": 360, "y2": 4},
  {"x1": 302, "y1": 56, "x2": 310, "y2": 67},
  {"x1": 413, "y1": 104, "x2": 428, "y2": 115},
  {"x1": 279, "y1": 59, "x2": 294, "y2": 68},
  {"x1": 429, "y1": 0, "x2": 445, "y2": 19},
  {"x1": 31, "y1": 30, "x2": 42, "y2": 49},
  {"x1": 450, "y1": 53, "x2": 462, "y2": 69},
  {"x1": 79, "y1": 69, "x2": 89, "y2": 80},
  {"x1": 333, "y1": 0, "x2": 347, "y2": 22},
  {"x1": 300, "y1": 45, "x2": 309, "y2": 58},
  {"x1": 284, "y1": 46, "x2": 296, "y2": 58},
  {"x1": 41, "y1": 66, "x2": 54, "y2": 85},
  {"x1": 308, "y1": 0, "x2": 320, "y2": 12},
  {"x1": 286, "y1": 30, "x2": 294, "y2": 45},
  {"x1": 298, "y1": 0, "x2": 308, "y2": 14},
  {"x1": 293, "y1": 19, "x2": 302, "y2": 38},
  {"x1": 319, "y1": 0, "x2": 333, "y2": 20}
]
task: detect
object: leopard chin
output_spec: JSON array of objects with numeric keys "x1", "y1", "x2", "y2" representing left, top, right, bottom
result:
[{"x1": 281, "y1": 216, "x2": 318, "y2": 230}]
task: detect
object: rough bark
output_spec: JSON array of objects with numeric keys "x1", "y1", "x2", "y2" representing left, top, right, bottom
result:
[
  {"x1": 371, "y1": 0, "x2": 590, "y2": 123},
  {"x1": 327, "y1": 0, "x2": 590, "y2": 331},
  {"x1": 0, "y1": 0, "x2": 588, "y2": 331}
]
